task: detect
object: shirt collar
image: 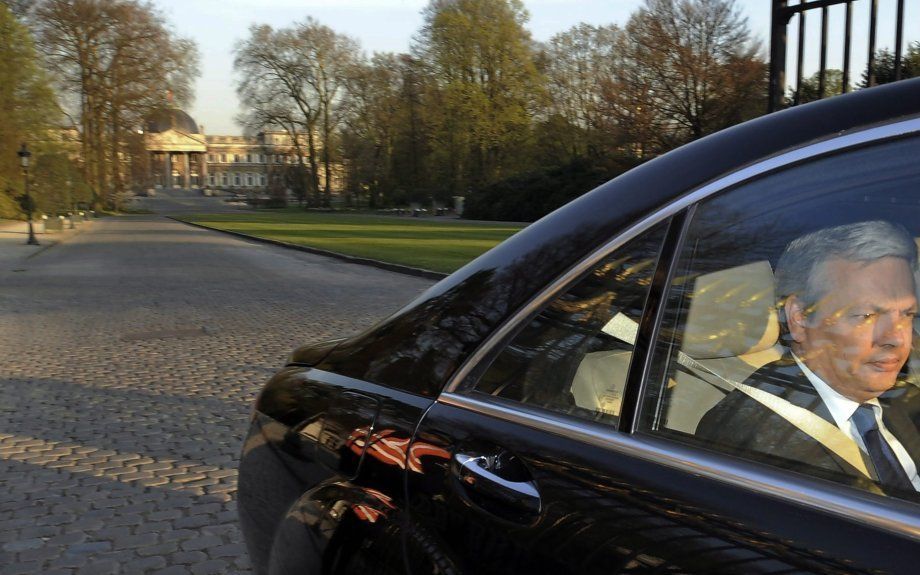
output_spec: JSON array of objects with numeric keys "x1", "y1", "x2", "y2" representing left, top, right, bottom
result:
[{"x1": 791, "y1": 352, "x2": 880, "y2": 428}]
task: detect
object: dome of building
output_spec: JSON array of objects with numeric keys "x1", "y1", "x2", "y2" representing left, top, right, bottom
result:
[{"x1": 146, "y1": 108, "x2": 201, "y2": 135}]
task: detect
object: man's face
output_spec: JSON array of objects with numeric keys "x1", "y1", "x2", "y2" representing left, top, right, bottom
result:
[{"x1": 786, "y1": 256, "x2": 917, "y2": 403}]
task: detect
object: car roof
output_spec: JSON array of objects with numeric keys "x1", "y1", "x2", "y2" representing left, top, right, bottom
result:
[{"x1": 319, "y1": 77, "x2": 920, "y2": 397}]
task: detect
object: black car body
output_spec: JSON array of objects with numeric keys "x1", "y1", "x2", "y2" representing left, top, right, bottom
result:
[{"x1": 239, "y1": 78, "x2": 920, "y2": 574}]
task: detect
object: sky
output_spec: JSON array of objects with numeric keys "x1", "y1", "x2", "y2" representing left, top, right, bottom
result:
[{"x1": 154, "y1": 0, "x2": 909, "y2": 136}]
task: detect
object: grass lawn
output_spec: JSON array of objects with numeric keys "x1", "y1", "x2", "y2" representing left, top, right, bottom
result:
[{"x1": 177, "y1": 210, "x2": 526, "y2": 273}]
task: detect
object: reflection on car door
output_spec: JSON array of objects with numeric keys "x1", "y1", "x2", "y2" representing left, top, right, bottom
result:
[{"x1": 406, "y1": 391, "x2": 917, "y2": 574}]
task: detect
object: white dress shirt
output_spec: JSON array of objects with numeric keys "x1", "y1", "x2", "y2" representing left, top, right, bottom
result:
[{"x1": 793, "y1": 353, "x2": 920, "y2": 491}]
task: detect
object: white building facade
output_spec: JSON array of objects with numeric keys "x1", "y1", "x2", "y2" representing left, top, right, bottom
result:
[{"x1": 143, "y1": 108, "x2": 342, "y2": 195}]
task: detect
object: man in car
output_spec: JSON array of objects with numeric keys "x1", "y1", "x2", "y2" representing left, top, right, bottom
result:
[{"x1": 696, "y1": 220, "x2": 920, "y2": 496}]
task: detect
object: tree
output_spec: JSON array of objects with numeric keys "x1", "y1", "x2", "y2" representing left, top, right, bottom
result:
[
  {"x1": 104, "y1": 2, "x2": 197, "y2": 207},
  {"x1": 861, "y1": 42, "x2": 920, "y2": 88},
  {"x1": 0, "y1": 3, "x2": 61, "y2": 219},
  {"x1": 390, "y1": 55, "x2": 435, "y2": 205},
  {"x1": 235, "y1": 18, "x2": 359, "y2": 206},
  {"x1": 600, "y1": 32, "x2": 667, "y2": 159},
  {"x1": 341, "y1": 53, "x2": 402, "y2": 208},
  {"x1": 538, "y1": 23, "x2": 621, "y2": 163},
  {"x1": 1, "y1": 0, "x2": 33, "y2": 18},
  {"x1": 611, "y1": 0, "x2": 766, "y2": 154},
  {"x1": 415, "y1": 0, "x2": 543, "y2": 199},
  {"x1": 791, "y1": 69, "x2": 849, "y2": 104},
  {"x1": 31, "y1": 0, "x2": 198, "y2": 209}
]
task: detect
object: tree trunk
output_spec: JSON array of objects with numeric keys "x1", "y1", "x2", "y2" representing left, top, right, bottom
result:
[
  {"x1": 322, "y1": 105, "x2": 332, "y2": 206},
  {"x1": 306, "y1": 128, "x2": 321, "y2": 206},
  {"x1": 109, "y1": 102, "x2": 123, "y2": 211}
]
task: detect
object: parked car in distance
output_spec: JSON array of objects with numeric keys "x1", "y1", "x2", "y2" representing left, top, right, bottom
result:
[{"x1": 239, "y1": 78, "x2": 920, "y2": 575}]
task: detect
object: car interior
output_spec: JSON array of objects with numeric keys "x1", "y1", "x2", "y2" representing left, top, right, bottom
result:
[
  {"x1": 572, "y1": 246, "x2": 920, "y2": 436},
  {"x1": 571, "y1": 259, "x2": 784, "y2": 433}
]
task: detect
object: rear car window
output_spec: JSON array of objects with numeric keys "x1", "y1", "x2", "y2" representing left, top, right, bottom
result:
[{"x1": 473, "y1": 222, "x2": 670, "y2": 427}]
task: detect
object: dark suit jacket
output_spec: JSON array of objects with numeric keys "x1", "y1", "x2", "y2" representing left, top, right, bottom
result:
[{"x1": 695, "y1": 354, "x2": 920, "y2": 494}]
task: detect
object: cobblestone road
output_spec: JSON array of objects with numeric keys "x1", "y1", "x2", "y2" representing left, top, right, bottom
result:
[{"x1": 0, "y1": 215, "x2": 434, "y2": 574}]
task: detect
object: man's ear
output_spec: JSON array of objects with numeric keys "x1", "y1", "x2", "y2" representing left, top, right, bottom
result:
[{"x1": 784, "y1": 296, "x2": 808, "y2": 343}]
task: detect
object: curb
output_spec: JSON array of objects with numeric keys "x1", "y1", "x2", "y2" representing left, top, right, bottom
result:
[{"x1": 167, "y1": 217, "x2": 448, "y2": 281}]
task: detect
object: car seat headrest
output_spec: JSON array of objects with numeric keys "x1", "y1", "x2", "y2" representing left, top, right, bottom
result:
[{"x1": 681, "y1": 260, "x2": 779, "y2": 360}]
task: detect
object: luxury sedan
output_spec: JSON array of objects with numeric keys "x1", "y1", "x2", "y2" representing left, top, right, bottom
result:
[{"x1": 239, "y1": 77, "x2": 920, "y2": 574}]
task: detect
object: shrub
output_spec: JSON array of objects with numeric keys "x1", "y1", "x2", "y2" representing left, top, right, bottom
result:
[{"x1": 462, "y1": 158, "x2": 635, "y2": 222}]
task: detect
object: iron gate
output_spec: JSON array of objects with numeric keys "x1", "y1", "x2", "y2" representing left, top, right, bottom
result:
[{"x1": 769, "y1": 0, "x2": 914, "y2": 112}]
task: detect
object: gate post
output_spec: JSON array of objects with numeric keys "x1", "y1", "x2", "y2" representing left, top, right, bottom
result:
[{"x1": 769, "y1": 0, "x2": 790, "y2": 113}]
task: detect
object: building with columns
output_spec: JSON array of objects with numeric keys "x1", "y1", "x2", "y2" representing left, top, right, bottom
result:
[
  {"x1": 143, "y1": 107, "x2": 342, "y2": 196},
  {"x1": 144, "y1": 108, "x2": 208, "y2": 190}
]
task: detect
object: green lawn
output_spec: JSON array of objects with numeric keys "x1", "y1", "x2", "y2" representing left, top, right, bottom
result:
[{"x1": 177, "y1": 211, "x2": 526, "y2": 273}]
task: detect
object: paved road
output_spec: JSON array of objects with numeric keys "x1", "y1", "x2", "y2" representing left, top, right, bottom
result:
[
  {"x1": 0, "y1": 207, "x2": 434, "y2": 573},
  {"x1": 130, "y1": 189, "x2": 252, "y2": 215}
]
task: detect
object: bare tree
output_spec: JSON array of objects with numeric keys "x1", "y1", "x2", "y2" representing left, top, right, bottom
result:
[
  {"x1": 31, "y1": 0, "x2": 198, "y2": 208},
  {"x1": 612, "y1": 0, "x2": 765, "y2": 153},
  {"x1": 340, "y1": 52, "x2": 406, "y2": 208},
  {"x1": 235, "y1": 18, "x2": 359, "y2": 206},
  {"x1": 540, "y1": 23, "x2": 621, "y2": 161},
  {"x1": 103, "y1": 1, "x2": 198, "y2": 206},
  {"x1": 1, "y1": 0, "x2": 33, "y2": 18}
]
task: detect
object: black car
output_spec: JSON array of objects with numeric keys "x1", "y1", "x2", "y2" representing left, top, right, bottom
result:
[{"x1": 239, "y1": 78, "x2": 920, "y2": 575}]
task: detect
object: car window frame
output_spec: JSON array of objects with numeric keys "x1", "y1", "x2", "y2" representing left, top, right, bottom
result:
[
  {"x1": 455, "y1": 214, "x2": 681, "y2": 429},
  {"x1": 439, "y1": 114, "x2": 920, "y2": 541}
]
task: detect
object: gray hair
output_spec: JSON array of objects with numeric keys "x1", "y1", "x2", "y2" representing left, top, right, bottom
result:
[{"x1": 775, "y1": 220, "x2": 918, "y2": 313}]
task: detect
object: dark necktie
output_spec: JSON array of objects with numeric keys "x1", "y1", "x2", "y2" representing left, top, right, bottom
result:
[{"x1": 851, "y1": 404, "x2": 915, "y2": 493}]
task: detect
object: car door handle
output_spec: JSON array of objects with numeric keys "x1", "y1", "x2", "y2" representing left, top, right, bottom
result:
[{"x1": 453, "y1": 453, "x2": 541, "y2": 518}]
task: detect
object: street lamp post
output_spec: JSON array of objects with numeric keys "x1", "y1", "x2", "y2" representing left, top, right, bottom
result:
[{"x1": 17, "y1": 143, "x2": 39, "y2": 246}]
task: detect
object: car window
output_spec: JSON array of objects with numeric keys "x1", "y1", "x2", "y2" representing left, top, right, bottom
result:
[
  {"x1": 473, "y1": 221, "x2": 670, "y2": 426},
  {"x1": 640, "y1": 134, "x2": 920, "y2": 502}
]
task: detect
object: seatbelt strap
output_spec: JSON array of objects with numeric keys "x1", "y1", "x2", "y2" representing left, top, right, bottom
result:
[
  {"x1": 608, "y1": 313, "x2": 874, "y2": 480},
  {"x1": 677, "y1": 352, "x2": 873, "y2": 479}
]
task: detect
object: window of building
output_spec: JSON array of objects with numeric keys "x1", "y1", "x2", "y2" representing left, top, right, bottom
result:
[
  {"x1": 246, "y1": 154, "x2": 251, "y2": 163},
  {"x1": 208, "y1": 174, "x2": 215, "y2": 186},
  {"x1": 260, "y1": 174, "x2": 267, "y2": 187},
  {"x1": 639, "y1": 135, "x2": 920, "y2": 502},
  {"x1": 221, "y1": 173, "x2": 228, "y2": 186},
  {"x1": 220, "y1": 153, "x2": 227, "y2": 163},
  {"x1": 473, "y1": 222, "x2": 669, "y2": 426},
  {"x1": 234, "y1": 173, "x2": 241, "y2": 186},
  {"x1": 246, "y1": 173, "x2": 254, "y2": 186}
]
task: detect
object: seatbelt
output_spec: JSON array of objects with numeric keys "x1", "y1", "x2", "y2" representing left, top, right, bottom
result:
[
  {"x1": 677, "y1": 351, "x2": 873, "y2": 480},
  {"x1": 605, "y1": 313, "x2": 875, "y2": 481}
]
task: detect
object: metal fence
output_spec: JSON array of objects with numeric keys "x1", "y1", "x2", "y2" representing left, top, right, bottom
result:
[{"x1": 769, "y1": 0, "x2": 914, "y2": 112}]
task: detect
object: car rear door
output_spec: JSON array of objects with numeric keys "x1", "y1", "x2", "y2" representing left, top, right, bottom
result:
[
  {"x1": 403, "y1": 218, "x2": 714, "y2": 574},
  {"x1": 404, "y1": 125, "x2": 920, "y2": 574}
]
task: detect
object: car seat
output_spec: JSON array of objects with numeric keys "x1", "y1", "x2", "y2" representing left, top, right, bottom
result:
[{"x1": 569, "y1": 260, "x2": 782, "y2": 431}]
